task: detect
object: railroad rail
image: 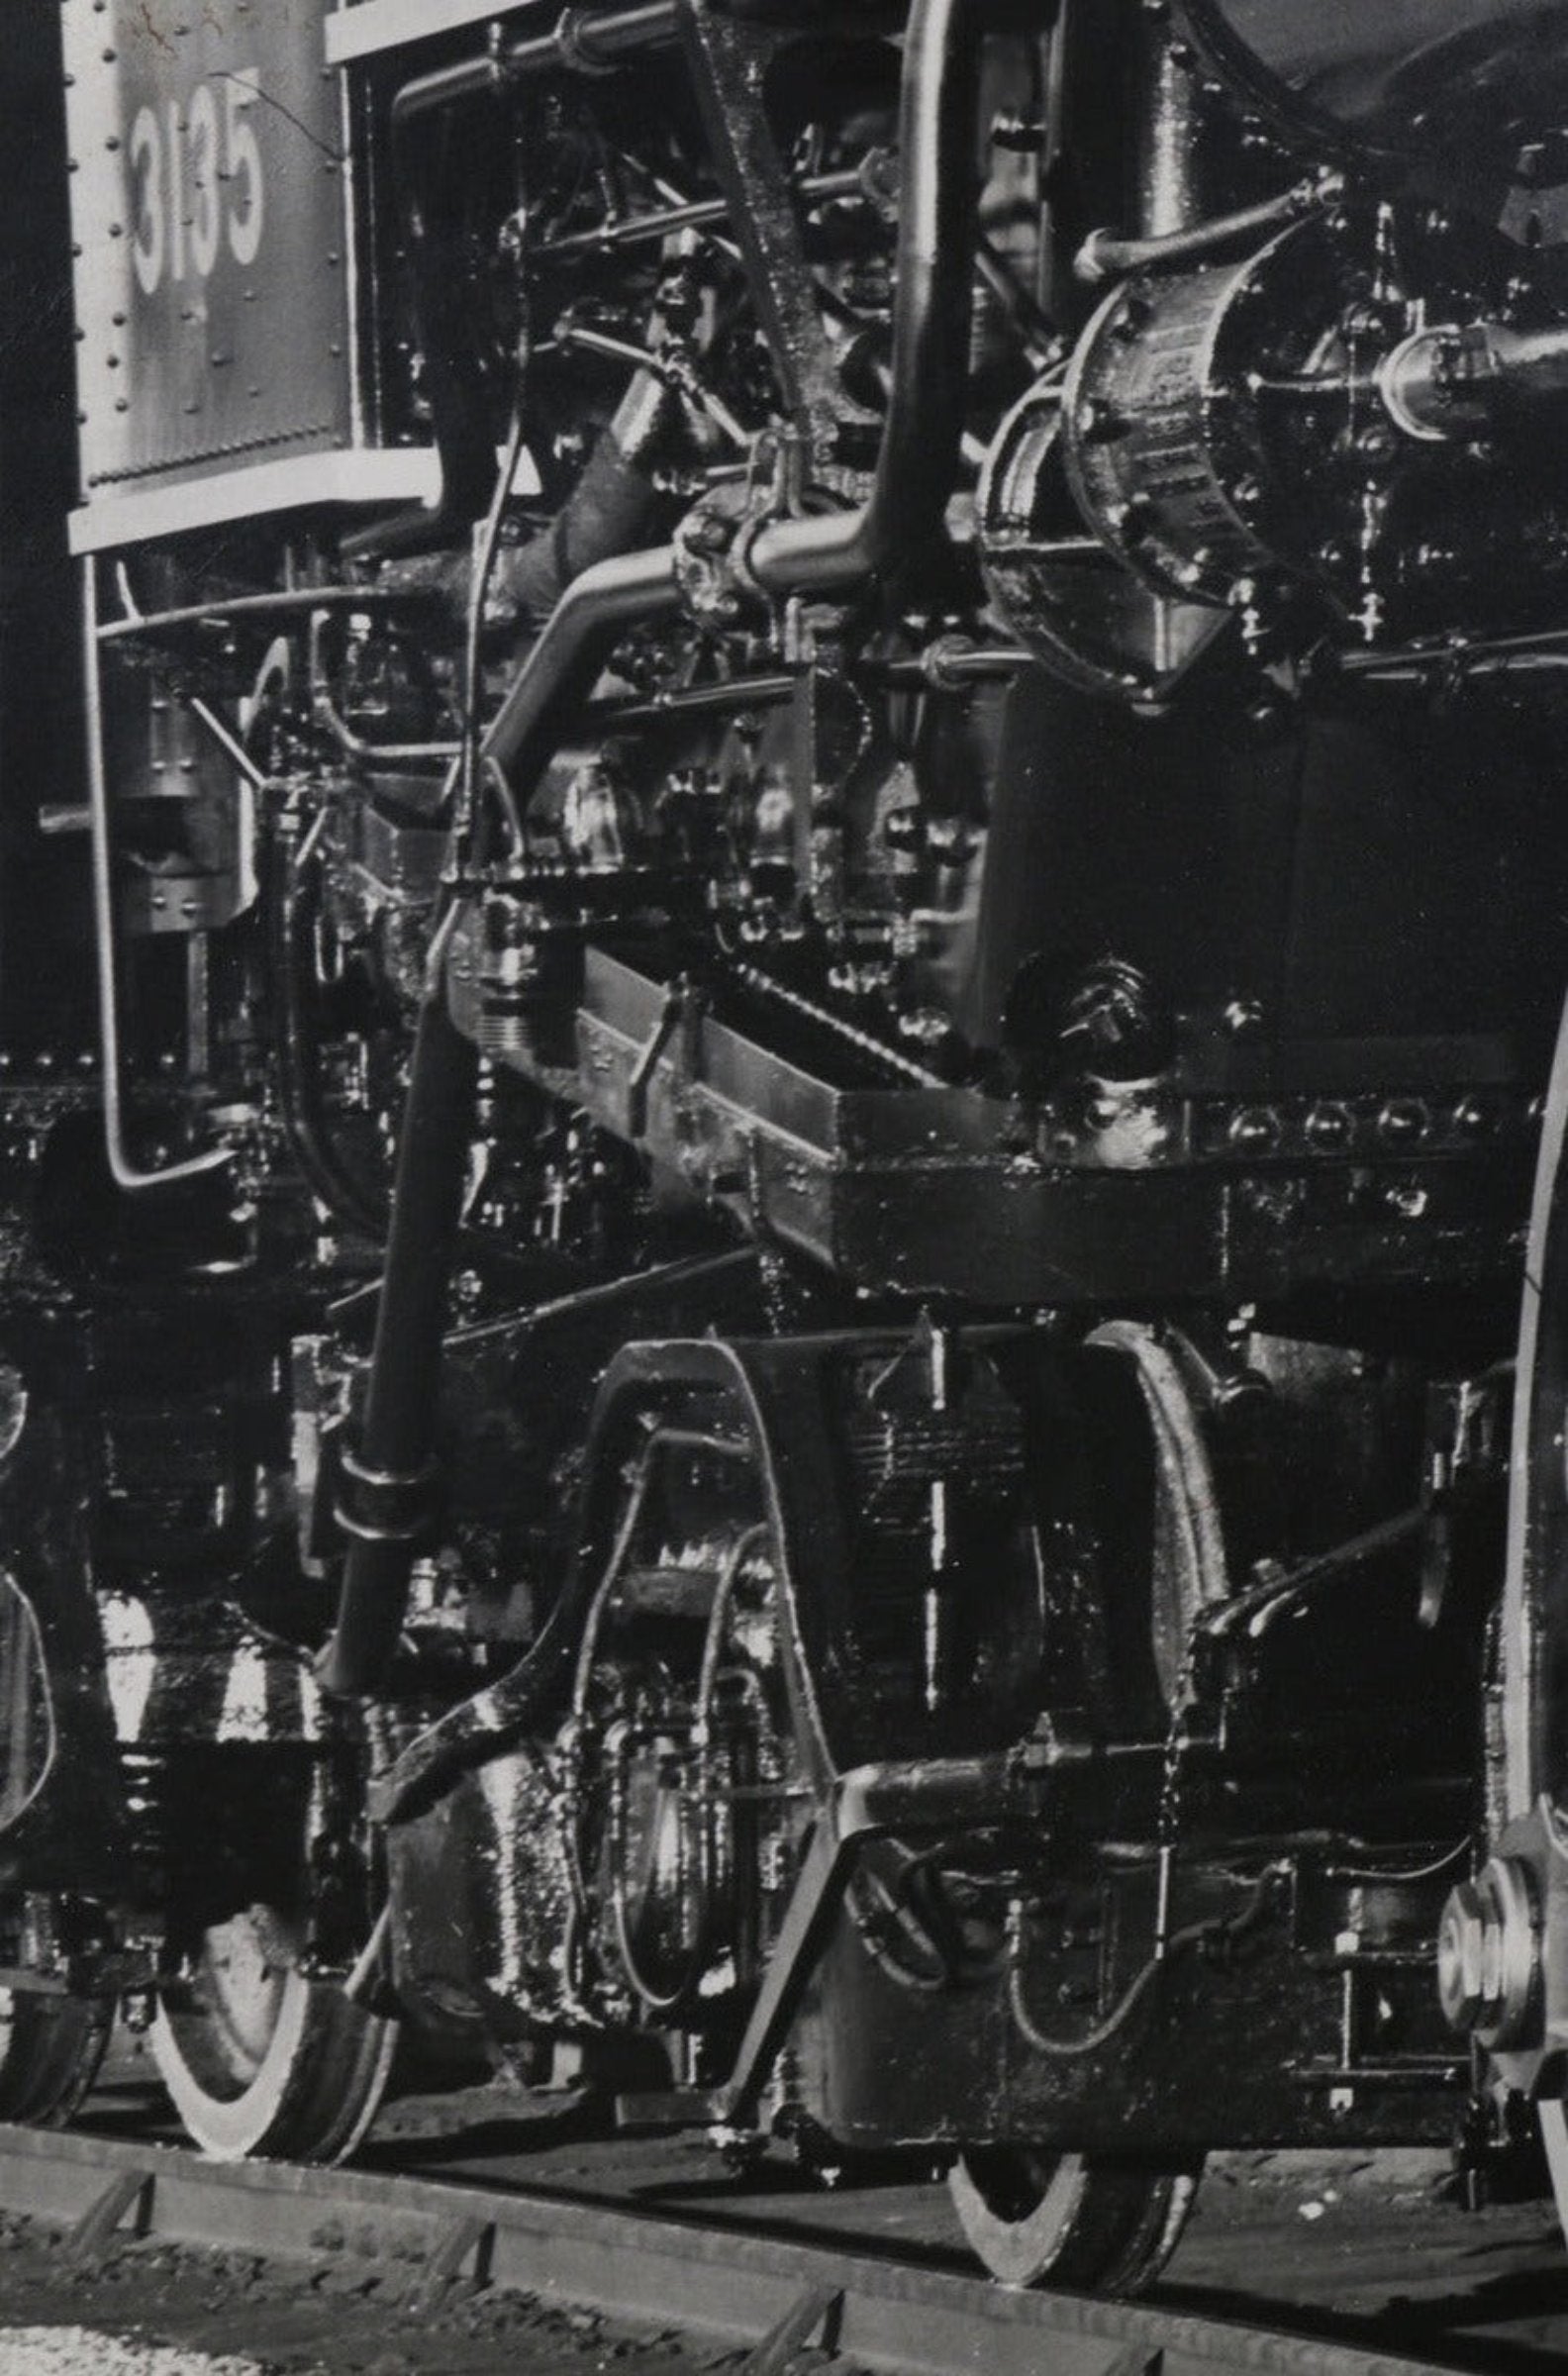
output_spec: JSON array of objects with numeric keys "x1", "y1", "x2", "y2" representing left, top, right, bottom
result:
[{"x1": 0, "y1": 2122, "x2": 1478, "y2": 2376}]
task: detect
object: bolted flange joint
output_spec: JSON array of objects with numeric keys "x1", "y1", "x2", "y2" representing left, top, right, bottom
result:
[
  {"x1": 334, "y1": 1442, "x2": 441, "y2": 1548},
  {"x1": 1437, "y1": 1855, "x2": 1541, "y2": 2051}
]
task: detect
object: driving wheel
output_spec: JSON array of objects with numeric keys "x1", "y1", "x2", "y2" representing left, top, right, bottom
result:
[
  {"x1": 0, "y1": 1985, "x2": 110, "y2": 2127},
  {"x1": 150, "y1": 1902, "x2": 395, "y2": 2162},
  {"x1": 948, "y1": 2145, "x2": 1198, "y2": 2293}
]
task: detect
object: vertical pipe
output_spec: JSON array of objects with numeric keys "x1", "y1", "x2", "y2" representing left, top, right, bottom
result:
[
  {"x1": 747, "y1": 0, "x2": 984, "y2": 592},
  {"x1": 1134, "y1": 23, "x2": 1203, "y2": 242},
  {"x1": 317, "y1": 989, "x2": 478, "y2": 1695}
]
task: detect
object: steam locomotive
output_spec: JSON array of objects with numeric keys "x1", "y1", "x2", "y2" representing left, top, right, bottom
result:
[{"x1": 3, "y1": 0, "x2": 1568, "y2": 2294}]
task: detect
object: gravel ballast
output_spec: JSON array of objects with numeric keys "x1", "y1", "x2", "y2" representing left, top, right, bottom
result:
[{"x1": 0, "y1": 2336, "x2": 266, "y2": 2376}]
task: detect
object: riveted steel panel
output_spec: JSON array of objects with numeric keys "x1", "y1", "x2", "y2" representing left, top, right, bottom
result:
[{"x1": 62, "y1": 0, "x2": 353, "y2": 504}]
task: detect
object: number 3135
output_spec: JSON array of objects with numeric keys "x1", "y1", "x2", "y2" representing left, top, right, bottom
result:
[{"x1": 130, "y1": 68, "x2": 264, "y2": 297}]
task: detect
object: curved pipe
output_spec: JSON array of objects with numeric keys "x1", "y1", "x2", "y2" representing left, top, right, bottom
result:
[
  {"x1": 483, "y1": 543, "x2": 682, "y2": 780},
  {"x1": 322, "y1": 0, "x2": 986, "y2": 1695},
  {"x1": 745, "y1": 0, "x2": 983, "y2": 593},
  {"x1": 1073, "y1": 171, "x2": 1340, "y2": 285}
]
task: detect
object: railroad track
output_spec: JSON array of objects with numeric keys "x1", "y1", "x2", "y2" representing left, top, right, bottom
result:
[{"x1": 0, "y1": 2118, "x2": 1534, "y2": 2376}]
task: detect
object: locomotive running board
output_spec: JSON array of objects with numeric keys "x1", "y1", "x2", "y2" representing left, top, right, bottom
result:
[
  {"x1": 0, "y1": 2120, "x2": 1463, "y2": 2376},
  {"x1": 451, "y1": 940, "x2": 1533, "y2": 1307},
  {"x1": 68, "y1": 451, "x2": 441, "y2": 556}
]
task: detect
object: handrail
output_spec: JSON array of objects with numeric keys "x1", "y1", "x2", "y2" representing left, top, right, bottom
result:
[{"x1": 81, "y1": 557, "x2": 232, "y2": 1193}]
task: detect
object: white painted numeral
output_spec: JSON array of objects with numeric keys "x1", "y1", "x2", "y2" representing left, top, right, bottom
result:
[
  {"x1": 167, "y1": 97, "x2": 186, "y2": 282},
  {"x1": 130, "y1": 103, "x2": 163, "y2": 296},
  {"x1": 126, "y1": 69, "x2": 267, "y2": 296},
  {"x1": 186, "y1": 80, "x2": 221, "y2": 279},
  {"x1": 224, "y1": 69, "x2": 264, "y2": 267}
]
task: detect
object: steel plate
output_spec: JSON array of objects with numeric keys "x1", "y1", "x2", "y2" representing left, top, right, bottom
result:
[{"x1": 62, "y1": 0, "x2": 355, "y2": 503}]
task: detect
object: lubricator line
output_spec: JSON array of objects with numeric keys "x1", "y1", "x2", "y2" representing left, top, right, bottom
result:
[{"x1": 0, "y1": 2122, "x2": 1464, "y2": 2376}]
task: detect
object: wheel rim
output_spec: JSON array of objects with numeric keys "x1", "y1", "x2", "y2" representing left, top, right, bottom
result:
[
  {"x1": 0, "y1": 1986, "x2": 110, "y2": 2127},
  {"x1": 151, "y1": 1901, "x2": 396, "y2": 2163},
  {"x1": 949, "y1": 2145, "x2": 1198, "y2": 2293}
]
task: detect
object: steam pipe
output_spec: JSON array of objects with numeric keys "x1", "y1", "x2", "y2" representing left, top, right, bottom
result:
[
  {"x1": 745, "y1": 0, "x2": 983, "y2": 592},
  {"x1": 1135, "y1": 24, "x2": 1203, "y2": 243},
  {"x1": 320, "y1": 554, "x2": 677, "y2": 1696},
  {"x1": 322, "y1": 0, "x2": 985, "y2": 1693},
  {"x1": 480, "y1": 372, "x2": 678, "y2": 636},
  {"x1": 1074, "y1": 172, "x2": 1339, "y2": 284},
  {"x1": 1379, "y1": 317, "x2": 1568, "y2": 445},
  {"x1": 389, "y1": 2, "x2": 679, "y2": 124},
  {"x1": 316, "y1": 988, "x2": 480, "y2": 1696},
  {"x1": 345, "y1": 2, "x2": 680, "y2": 563}
]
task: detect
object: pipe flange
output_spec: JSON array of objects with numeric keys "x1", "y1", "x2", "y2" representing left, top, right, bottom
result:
[
  {"x1": 335, "y1": 1444, "x2": 441, "y2": 1547},
  {"x1": 1436, "y1": 1877, "x2": 1488, "y2": 2030},
  {"x1": 1438, "y1": 1855, "x2": 1541, "y2": 2050},
  {"x1": 552, "y1": 7, "x2": 625, "y2": 75}
]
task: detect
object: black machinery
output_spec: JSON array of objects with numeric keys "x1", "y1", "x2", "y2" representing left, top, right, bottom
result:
[{"x1": 0, "y1": 0, "x2": 1566, "y2": 2292}]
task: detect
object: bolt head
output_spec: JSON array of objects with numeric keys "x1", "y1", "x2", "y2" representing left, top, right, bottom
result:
[{"x1": 1437, "y1": 1880, "x2": 1487, "y2": 2029}]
